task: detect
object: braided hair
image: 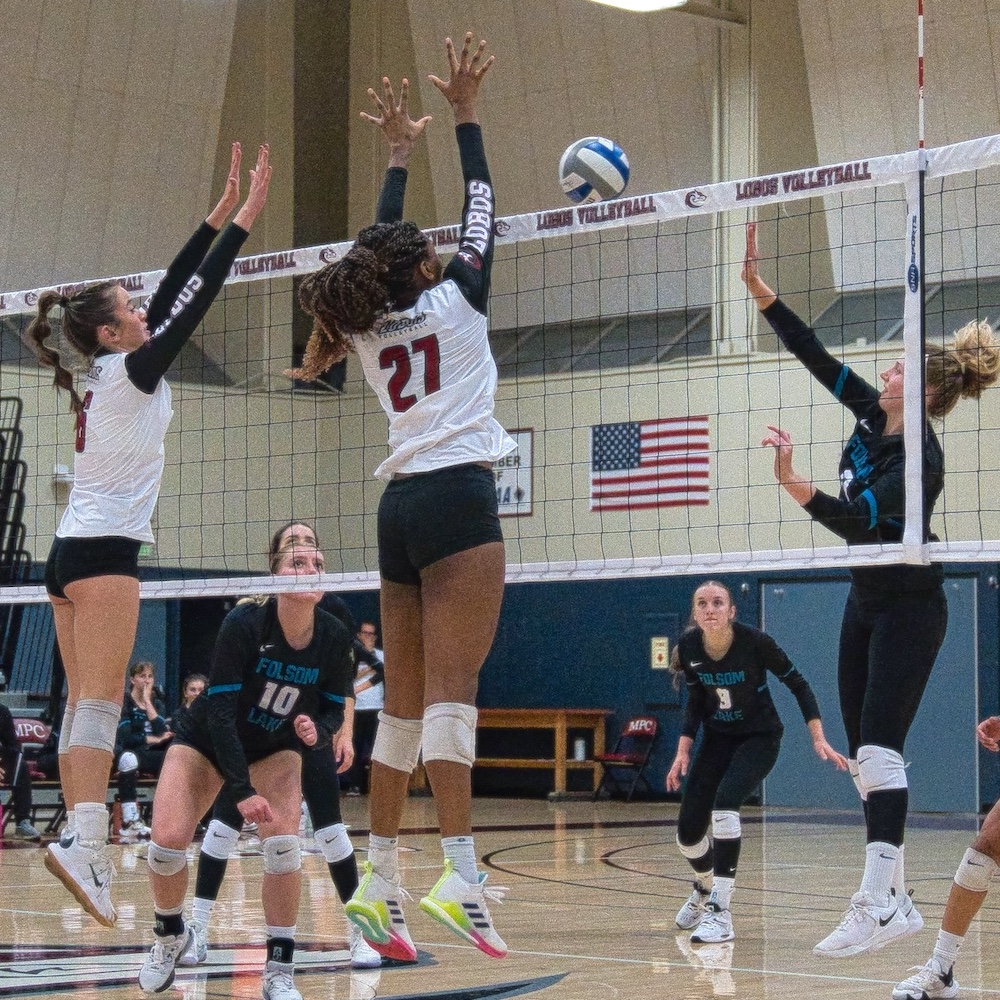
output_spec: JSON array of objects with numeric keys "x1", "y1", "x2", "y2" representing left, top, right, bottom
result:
[
  {"x1": 23, "y1": 281, "x2": 119, "y2": 413},
  {"x1": 291, "y1": 221, "x2": 431, "y2": 381}
]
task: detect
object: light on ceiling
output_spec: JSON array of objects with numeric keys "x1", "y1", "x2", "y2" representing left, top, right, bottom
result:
[{"x1": 588, "y1": 0, "x2": 687, "y2": 9}]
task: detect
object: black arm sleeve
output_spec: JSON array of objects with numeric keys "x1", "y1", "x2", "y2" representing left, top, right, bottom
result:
[
  {"x1": 762, "y1": 298, "x2": 880, "y2": 415},
  {"x1": 125, "y1": 222, "x2": 249, "y2": 393},
  {"x1": 206, "y1": 614, "x2": 256, "y2": 802},
  {"x1": 143, "y1": 222, "x2": 219, "y2": 329},
  {"x1": 375, "y1": 167, "x2": 408, "y2": 224},
  {"x1": 803, "y1": 459, "x2": 906, "y2": 543},
  {"x1": 761, "y1": 634, "x2": 821, "y2": 723},
  {"x1": 443, "y1": 123, "x2": 495, "y2": 314},
  {"x1": 681, "y1": 679, "x2": 708, "y2": 740}
]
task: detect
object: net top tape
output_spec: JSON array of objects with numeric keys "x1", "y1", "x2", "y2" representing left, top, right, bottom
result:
[{"x1": 3, "y1": 135, "x2": 1000, "y2": 317}]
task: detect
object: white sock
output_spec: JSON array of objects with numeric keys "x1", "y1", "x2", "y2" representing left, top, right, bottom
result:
[
  {"x1": 368, "y1": 834, "x2": 399, "y2": 881},
  {"x1": 191, "y1": 897, "x2": 215, "y2": 927},
  {"x1": 932, "y1": 929, "x2": 963, "y2": 970},
  {"x1": 695, "y1": 871, "x2": 714, "y2": 893},
  {"x1": 711, "y1": 876, "x2": 735, "y2": 910},
  {"x1": 442, "y1": 835, "x2": 478, "y2": 883},
  {"x1": 122, "y1": 801, "x2": 140, "y2": 823},
  {"x1": 860, "y1": 842, "x2": 899, "y2": 905},
  {"x1": 893, "y1": 842, "x2": 907, "y2": 899},
  {"x1": 75, "y1": 802, "x2": 108, "y2": 848}
]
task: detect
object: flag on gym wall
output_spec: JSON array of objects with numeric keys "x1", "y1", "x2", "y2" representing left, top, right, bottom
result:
[{"x1": 590, "y1": 415, "x2": 711, "y2": 511}]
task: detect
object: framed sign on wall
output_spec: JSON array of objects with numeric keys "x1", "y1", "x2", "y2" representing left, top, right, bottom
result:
[{"x1": 495, "y1": 428, "x2": 533, "y2": 517}]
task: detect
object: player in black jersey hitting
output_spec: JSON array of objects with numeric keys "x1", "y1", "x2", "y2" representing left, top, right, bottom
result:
[
  {"x1": 25, "y1": 143, "x2": 271, "y2": 929},
  {"x1": 137, "y1": 538, "x2": 353, "y2": 1000},
  {"x1": 745, "y1": 221, "x2": 1000, "y2": 958},
  {"x1": 668, "y1": 581, "x2": 846, "y2": 944}
]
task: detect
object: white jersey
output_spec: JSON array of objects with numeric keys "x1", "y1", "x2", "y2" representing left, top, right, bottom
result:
[
  {"x1": 57, "y1": 353, "x2": 172, "y2": 542},
  {"x1": 353, "y1": 280, "x2": 516, "y2": 480}
]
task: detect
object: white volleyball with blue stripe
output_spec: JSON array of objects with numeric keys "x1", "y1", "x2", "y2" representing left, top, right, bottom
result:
[{"x1": 559, "y1": 136, "x2": 630, "y2": 204}]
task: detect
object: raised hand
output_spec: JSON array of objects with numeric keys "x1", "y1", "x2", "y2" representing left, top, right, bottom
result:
[
  {"x1": 207, "y1": 142, "x2": 243, "y2": 229},
  {"x1": 978, "y1": 715, "x2": 1000, "y2": 752},
  {"x1": 742, "y1": 222, "x2": 777, "y2": 310},
  {"x1": 428, "y1": 32, "x2": 494, "y2": 124},
  {"x1": 761, "y1": 424, "x2": 795, "y2": 484},
  {"x1": 233, "y1": 143, "x2": 272, "y2": 231},
  {"x1": 361, "y1": 77, "x2": 432, "y2": 168}
]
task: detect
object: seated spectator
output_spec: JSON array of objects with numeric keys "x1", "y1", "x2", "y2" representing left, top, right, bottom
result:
[
  {"x1": 115, "y1": 661, "x2": 173, "y2": 839},
  {"x1": 170, "y1": 673, "x2": 207, "y2": 730},
  {"x1": 0, "y1": 703, "x2": 42, "y2": 840}
]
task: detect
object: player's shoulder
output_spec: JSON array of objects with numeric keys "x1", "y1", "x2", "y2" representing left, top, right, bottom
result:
[{"x1": 314, "y1": 606, "x2": 352, "y2": 644}]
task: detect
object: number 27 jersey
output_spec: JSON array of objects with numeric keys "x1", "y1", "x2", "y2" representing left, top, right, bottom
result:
[{"x1": 353, "y1": 280, "x2": 515, "y2": 481}]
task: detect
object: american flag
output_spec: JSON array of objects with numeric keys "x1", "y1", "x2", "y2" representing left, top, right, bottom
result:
[{"x1": 590, "y1": 416, "x2": 710, "y2": 511}]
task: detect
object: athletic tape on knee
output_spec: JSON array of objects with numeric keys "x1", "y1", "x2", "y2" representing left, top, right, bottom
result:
[
  {"x1": 371, "y1": 712, "x2": 423, "y2": 773},
  {"x1": 421, "y1": 702, "x2": 478, "y2": 767},
  {"x1": 712, "y1": 810, "x2": 741, "y2": 840},
  {"x1": 314, "y1": 822, "x2": 353, "y2": 864},
  {"x1": 848, "y1": 758, "x2": 867, "y2": 801},
  {"x1": 147, "y1": 841, "x2": 188, "y2": 877},
  {"x1": 58, "y1": 705, "x2": 76, "y2": 755},
  {"x1": 201, "y1": 819, "x2": 240, "y2": 861},
  {"x1": 676, "y1": 833, "x2": 711, "y2": 860},
  {"x1": 69, "y1": 699, "x2": 121, "y2": 753},
  {"x1": 954, "y1": 847, "x2": 1000, "y2": 892},
  {"x1": 857, "y1": 745, "x2": 908, "y2": 795},
  {"x1": 263, "y1": 835, "x2": 301, "y2": 875},
  {"x1": 118, "y1": 750, "x2": 138, "y2": 773}
]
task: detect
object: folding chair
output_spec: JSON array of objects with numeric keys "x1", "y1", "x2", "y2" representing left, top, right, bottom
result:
[{"x1": 593, "y1": 715, "x2": 658, "y2": 802}]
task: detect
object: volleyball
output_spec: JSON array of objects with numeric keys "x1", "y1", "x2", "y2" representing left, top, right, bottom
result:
[{"x1": 558, "y1": 136, "x2": 630, "y2": 204}]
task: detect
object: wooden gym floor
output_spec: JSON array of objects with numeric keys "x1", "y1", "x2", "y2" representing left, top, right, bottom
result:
[{"x1": 0, "y1": 796, "x2": 998, "y2": 1000}]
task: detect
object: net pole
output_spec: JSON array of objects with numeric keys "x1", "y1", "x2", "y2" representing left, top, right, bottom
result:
[{"x1": 902, "y1": 0, "x2": 929, "y2": 561}]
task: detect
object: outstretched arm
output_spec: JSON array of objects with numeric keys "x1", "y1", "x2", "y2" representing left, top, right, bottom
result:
[
  {"x1": 742, "y1": 222, "x2": 778, "y2": 311},
  {"x1": 363, "y1": 77, "x2": 431, "y2": 224},
  {"x1": 433, "y1": 33, "x2": 497, "y2": 312},
  {"x1": 127, "y1": 145, "x2": 272, "y2": 392}
]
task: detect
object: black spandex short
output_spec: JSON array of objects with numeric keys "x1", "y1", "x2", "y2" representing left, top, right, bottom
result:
[
  {"x1": 44, "y1": 535, "x2": 142, "y2": 599},
  {"x1": 377, "y1": 463, "x2": 503, "y2": 585}
]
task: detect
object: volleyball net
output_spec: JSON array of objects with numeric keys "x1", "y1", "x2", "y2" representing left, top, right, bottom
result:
[{"x1": 2, "y1": 133, "x2": 1000, "y2": 603}]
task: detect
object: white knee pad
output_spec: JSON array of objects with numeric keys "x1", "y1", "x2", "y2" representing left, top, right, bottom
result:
[
  {"x1": 857, "y1": 745, "x2": 908, "y2": 795},
  {"x1": 954, "y1": 847, "x2": 1000, "y2": 892},
  {"x1": 848, "y1": 758, "x2": 867, "y2": 801},
  {"x1": 147, "y1": 841, "x2": 188, "y2": 877},
  {"x1": 314, "y1": 822, "x2": 353, "y2": 864},
  {"x1": 58, "y1": 705, "x2": 76, "y2": 755},
  {"x1": 118, "y1": 751, "x2": 138, "y2": 773},
  {"x1": 371, "y1": 712, "x2": 423, "y2": 773},
  {"x1": 201, "y1": 819, "x2": 240, "y2": 860},
  {"x1": 421, "y1": 702, "x2": 477, "y2": 767},
  {"x1": 262, "y1": 835, "x2": 301, "y2": 875},
  {"x1": 69, "y1": 699, "x2": 121, "y2": 753},
  {"x1": 712, "y1": 810, "x2": 741, "y2": 840},
  {"x1": 676, "y1": 833, "x2": 711, "y2": 859}
]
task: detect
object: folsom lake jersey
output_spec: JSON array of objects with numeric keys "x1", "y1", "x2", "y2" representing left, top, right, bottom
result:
[
  {"x1": 761, "y1": 298, "x2": 944, "y2": 593},
  {"x1": 183, "y1": 600, "x2": 354, "y2": 802},
  {"x1": 356, "y1": 123, "x2": 516, "y2": 481},
  {"x1": 678, "y1": 621, "x2": 820, "y2": 739}
]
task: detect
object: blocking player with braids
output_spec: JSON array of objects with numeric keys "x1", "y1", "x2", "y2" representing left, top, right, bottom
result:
[
  {"x1": 294, "y1": 33, "x2": 513, "y2": 961},
  {"x1": 746, "y1": 221, "x2": 1000, "y2": 958},
  {"x1": 667, "y1": 580, "x2": 846, "y2": 945},
  {"x1": 24, "y1": 143, "x2": 272, "y2": 928}
]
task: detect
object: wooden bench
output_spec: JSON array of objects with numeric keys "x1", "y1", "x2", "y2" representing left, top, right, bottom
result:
[{"x1": 474, "y1": 708, "x2": 612, "y2": 800}]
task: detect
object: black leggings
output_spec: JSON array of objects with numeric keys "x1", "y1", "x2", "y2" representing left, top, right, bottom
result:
[
  {"x1": 213, "y1": 741, "x2": 344, "y2": 830},
  {"x1": 837, "y1": 585, "x2": 948, "y2": 756},
  {"x1": 676, "y1": 729, "x2": 782, "y2": 847}
]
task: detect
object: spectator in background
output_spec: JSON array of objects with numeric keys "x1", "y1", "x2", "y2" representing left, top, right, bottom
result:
[
  {"x1": 170, "y1": 674, "x2": 207, "y2": 730},
  {"x1": 342, "y1": 623, "x2": 385, "y2": 796},
  {"x1": 115, "y1": 661, "x2": 173, "y2": 840},
  {"x1": 0, "y1": 703, "x2": 42, "y2": 840}
]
